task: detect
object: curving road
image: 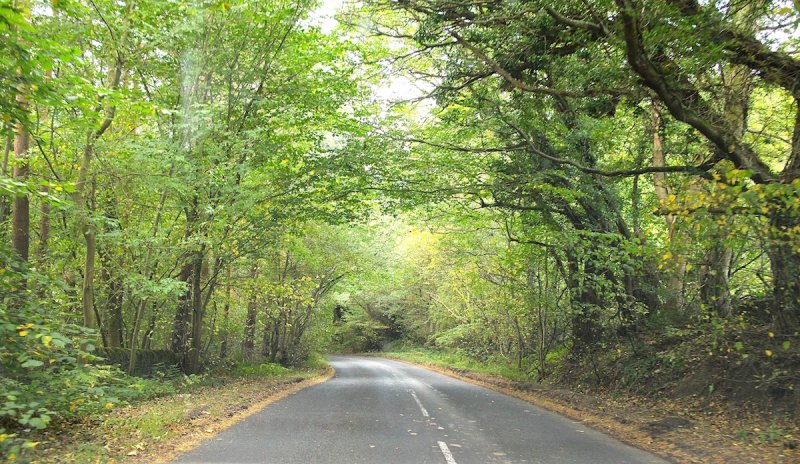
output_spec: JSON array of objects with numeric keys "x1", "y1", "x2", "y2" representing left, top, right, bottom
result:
[{"x1": 176, "y1": 356, "x2": 668, "y2": 464}]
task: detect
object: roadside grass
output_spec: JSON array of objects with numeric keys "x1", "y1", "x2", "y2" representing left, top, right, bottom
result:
[
  {"x1": 378, "y1": 345, "x2": 800, "y2": 464},
  {"x1": 379, "y1": 345, "x2": 530, "y2": 381},
  {"x1": 23, "y1": 362, "x2": 328, "y2": 463}
]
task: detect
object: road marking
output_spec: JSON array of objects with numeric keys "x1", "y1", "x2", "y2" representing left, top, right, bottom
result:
[
  {"x1": 437, "y1": 441, "x2": 457, "y2": 464},
  {"x1": 410, "y1": 390, "x2": 429, "y2": 417}
]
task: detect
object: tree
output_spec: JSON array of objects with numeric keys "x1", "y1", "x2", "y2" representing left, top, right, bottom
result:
[{"x1": 366, "y1": 0, "x2": 800, "y2": 331}]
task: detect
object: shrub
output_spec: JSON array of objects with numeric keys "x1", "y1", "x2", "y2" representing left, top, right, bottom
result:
[
  {"x1": 0, "y1": 249, "x2": 132, "y2": 459},
  {"x1": 235, "y1": 362, "x2": 290, "y2": 377}
]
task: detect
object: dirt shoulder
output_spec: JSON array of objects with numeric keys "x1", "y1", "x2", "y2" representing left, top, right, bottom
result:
[
  {"x1": 379, "y1": 354, "x2": 799, "y2": 464},
  {"x1": 28, "y1": 368, "x2": 333, "y2": 463}
]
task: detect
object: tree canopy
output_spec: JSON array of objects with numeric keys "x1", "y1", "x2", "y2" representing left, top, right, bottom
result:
[{"x1": 2, "y1": 0, "x2": 798, "y2": 458}]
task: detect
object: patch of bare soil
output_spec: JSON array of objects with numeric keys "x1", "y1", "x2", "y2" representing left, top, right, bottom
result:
[{"x1": 391, "y1": 358, "x2": 799, "y2": 464}]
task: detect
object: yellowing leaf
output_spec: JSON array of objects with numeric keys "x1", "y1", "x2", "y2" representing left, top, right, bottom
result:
[{"x1": 765, "y1": 350, "x2": 773, "y2": 357}]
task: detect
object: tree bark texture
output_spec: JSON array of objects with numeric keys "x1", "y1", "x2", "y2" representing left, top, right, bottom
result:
[{"x1": 11, "y1": 117, "x2": 30, "y2": 263}]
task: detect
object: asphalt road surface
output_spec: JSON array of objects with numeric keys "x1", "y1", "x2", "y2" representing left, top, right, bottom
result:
[{"x1": 176, "y1": 356, "x2": 669, "y2": 464}]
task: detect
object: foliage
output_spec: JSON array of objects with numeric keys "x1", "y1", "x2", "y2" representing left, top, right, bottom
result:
[
  {"x1": 234, "y1": 362, "x2": 290, "y2": 378},
  {"x1": 2, "y1": 0, "x2": 800, "y2": 456},
  {"x1": 0, "y1": 248, "x2": 129, "y2": 459},
  {"x1": 0, "y1": 0, "x2": 390, "y2": 458},
  {"x1": 381, "y1": 346, "x2": 530, "y2": 382}
]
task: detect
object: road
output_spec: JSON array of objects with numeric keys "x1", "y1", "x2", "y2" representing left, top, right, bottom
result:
[{"x1": 176, "y1": 356, "x2": 669, "y2": 464}]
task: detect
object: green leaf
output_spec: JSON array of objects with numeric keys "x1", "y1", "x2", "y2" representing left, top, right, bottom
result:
[
  {"x1": 27, "y1": 417, "x2": 47, "y2": 429},
  {"x1": 20, "y1": 359, "x2": 44, "y2": 368}
]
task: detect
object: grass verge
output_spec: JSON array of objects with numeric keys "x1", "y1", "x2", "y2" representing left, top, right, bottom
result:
[
  {"x1": 23, "y1": 364, "x2": 332, "y2": 463},
  {"x1": 378, "y1": 348, "x2": 799, "y2": 464},
  {"x1": 377, "y1": 347, "x2": 530, "y2": 381}
]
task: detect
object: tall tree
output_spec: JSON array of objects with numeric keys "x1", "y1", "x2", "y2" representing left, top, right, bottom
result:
[{"x1": 368, "y1": 0, "x2": 800, "y2": 330}]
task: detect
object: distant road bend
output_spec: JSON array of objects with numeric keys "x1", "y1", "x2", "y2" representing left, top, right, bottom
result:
[{"x1": 176, "y1": 356, "x2": 668, "y2": 464}]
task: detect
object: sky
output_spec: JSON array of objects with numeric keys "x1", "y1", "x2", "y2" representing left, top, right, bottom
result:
[
  {"x1": 310, "y1": 0, "x2": 342, "y2": 34},
  {"x1": 308, "y1": 0, "x2": 431, "y2": 107}
]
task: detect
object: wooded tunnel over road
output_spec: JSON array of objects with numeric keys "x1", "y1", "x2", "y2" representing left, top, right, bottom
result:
[{"x1": 175, "y1": 356, "x2": 668, "y2": 464}]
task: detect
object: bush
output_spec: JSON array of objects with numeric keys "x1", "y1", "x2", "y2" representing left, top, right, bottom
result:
[
  {"x1": 0, "y1": 249, "x2": 135, "y2": 459},
  {"x1": 235, "y1": 362, "x2": 290, "y2": 377},
  {"x1": 302, "y1": 352, "x2": 328, "y2": 369},
  {"x1": 98, "y1": 348, "x2": 181, "y2": 377}
]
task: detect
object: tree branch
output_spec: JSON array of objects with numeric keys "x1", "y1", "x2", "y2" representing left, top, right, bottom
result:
[
  {"x1": 504, "y1": 119, "x2": 715, "y2": 177},
  {"x1": 614, "y1": 0, "x2": 777, "y2": 183},
  {"x1": 450, "y1": 31, "x2": 628, "y2": 98}
]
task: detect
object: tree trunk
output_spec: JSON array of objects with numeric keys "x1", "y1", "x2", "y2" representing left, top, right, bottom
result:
[
  {"x1": 768, "y1": 98, "x2": 800, "y2": 331},
  {"x1": 268, "y1": 319, "x2": 281, "y2": 363},
  {"x1": 698, "y1": 60, "x2": 753, "y2": 318},
  {"x1": 34, "y1": 68, "x2": 54, "y2": 265},
  {"x1": 36, "y1": 186, "x2": 50, "y2": 263},
  {"x1": 171, "y1": 200, "x2": 198, "y2": 366},
  {"x1": 0, "y1": 126, "x2": 11, "y2": 225},
  {"x1": 243, "y1": 293, "x2": 258, "y2": 361},
  {"x1": 98, "y1": 199, "x2": 123, "y2": 348},
  {"x1": 72, "y1": 37, "x2": 124, "y2": 328},
  {"x1": 512, "y1": 316, "x2": 524, "y2": 369},
  {"x1": 73, "y1": 131, "x2": 113, "y2": 328},
  {"x1": 128, "y1": 160, "x2": 174, "y2": 374},
  {"x1": 260, "y1": 317, "x2": 273, "y2": 358},
  {"x1": 566, "y1": 254, "x2": 602, "y2": 358},
  {"x1": 78, "y1": 174, "x2": 98, "y2": 328},
  {"x1": 767, "y1": 214, "x2": 800, "y2": 331},
  {"x1": 184, "y1": 244, "x2": 205, "y2": 373},
  {"x1": 140, "y1": 303, "x2": 159, "y2": 351},
  {"x1": 171, "y1": 270, "x2": 192, "y2": 356},
  {"x1": 219, "y1": 266, "x2": 232, "y2": 360},
  {"x1": 242, "y1": 263, "x2": 259, "y2": 360},
  {"x1": 11, "y1": 116, "x2": 30, "y2": 263},
  {"x1": 650, "y1": 105, "x2": 685, "y2": 312},
  {"x1": 102, "y1": 259, "x2": 124, "y2": 348},
  {"x1": 699, "y1": 246, "x2": 733, "y2": 316}
]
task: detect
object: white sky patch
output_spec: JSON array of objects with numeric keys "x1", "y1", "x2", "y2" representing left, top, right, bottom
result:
[
  {"x1": 374, "y1": 74, "x2": 431, "y2": 104},
  {"x1": 309, "y1": 0, "x2": 344, "y2": 34},
  {"x1": 308, "y1": 0, "x2": 432, "y2": 117}
]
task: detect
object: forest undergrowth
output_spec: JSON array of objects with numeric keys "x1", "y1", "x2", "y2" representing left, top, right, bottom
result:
[{"x1": 5, "y1": 359, "x2": 328, "y2": 463}]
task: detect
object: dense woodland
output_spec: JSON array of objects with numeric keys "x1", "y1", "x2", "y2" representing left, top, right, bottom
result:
[{"x1": 1, "y1": 0, "x2": 799, "y2": 458}]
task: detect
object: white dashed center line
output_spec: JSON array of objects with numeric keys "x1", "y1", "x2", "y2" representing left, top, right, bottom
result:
[
  {"x1": 437, "y1": 441, "x2": 457, "y2": 464},
  {"x1": 410, "y1": 390, "x2": 429, "y2": 417},
  {"x1": 409, "y1": 388, "x2": 453, "y2": 463}
]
